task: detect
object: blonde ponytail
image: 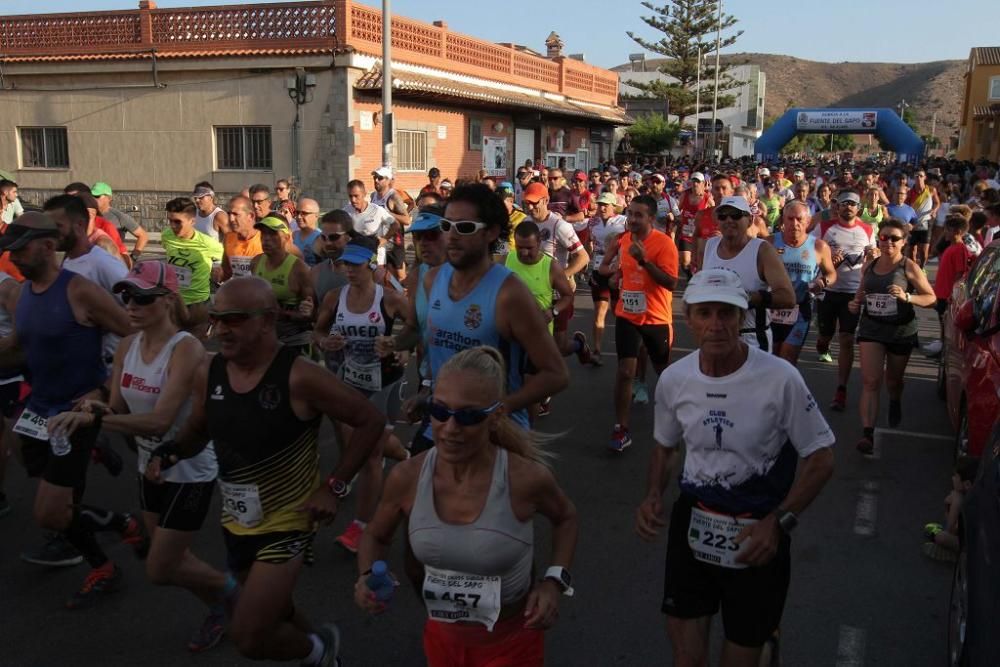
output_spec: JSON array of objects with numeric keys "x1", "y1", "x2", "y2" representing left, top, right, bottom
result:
[{"x1": 438, "y1": 346, "x2": 554, "y2": 466}]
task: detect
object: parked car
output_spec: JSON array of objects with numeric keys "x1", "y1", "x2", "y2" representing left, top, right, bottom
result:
[
  {"x1": 943, "y1": 241, "x2": 1000, "y2": 459},
  {"x1": 948, "y1": 421, "x2": 1000, "y2": 666}
]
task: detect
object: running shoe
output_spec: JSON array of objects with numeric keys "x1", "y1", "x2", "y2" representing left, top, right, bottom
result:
[
  {"x1": 91, "y1": 441, "x2": 123, "y2": 477},
  {"x1": 335, "y1": 520, "x2": 364, "y2": 554},
  {"x1": 20, "y1": 532, "x2": 83, "y2": 567},
  {"x1": 590, "y1": 352, "x2": 604, "y2": 367},
  {"x1": 66, "y1": 563, "x2": 123, "y2": 610},
  {"x1": 923, "y1": 340, "x2": 943, "y2": 357},
  {"x1": 856, "y1": 435, "x2": 874, "y2": 456},
  {"x1": 817, "y1": 351, "x2": 834, "y2": 363},
  {"x1": 888, "y1": 399, "x2": 902, "y2": 428},
  {"x1": 0, "y1": 493, "x2": 10, "y2": 518},
  {"x1": 633, "y1": 381, "x2": 650, "y2": 405},
  {"x1": 538, "y1": 397, "x2": 552, "y2": 417},
  {"x1": 188, "y1": 604, "x2": 226, "y2": 653},
  {"x1": 830, "y1": 387, "x2": 847, "y2": 412},
  {"x1": 572, "y1": 331, "x2": 593, "y2": 365},
  {"x1": 921, "y1": 541, "x2": 958, "y2": 562},
  {"x1": 309, "y1": 623, "x2": 341, "y2": 667},
  {"x1": 609, "y1": 425, "x2": 632, "y2": 453},
  {"x1": 120, "y1": 513, "x2": 150, "y2": 559},
  {"x1": 923, "y1": 522, "x2": 945, "y2": 542}
]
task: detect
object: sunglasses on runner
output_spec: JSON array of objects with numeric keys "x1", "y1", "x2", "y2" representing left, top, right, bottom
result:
[
  {"x1": 715, "y1": 211, "x2": 747, "y2": 221},
  {"x1": 321, "y1": 232, "x2": 347, "y2": 242},
  {"x1": 428, "y1": 400, "x2": 501, "y2": 426},
  {"x1": 440, "y1": 219, "x2": 488, "y2": 235},
  {"x1": 121, "y1": 292, "x2": 162, "y2": 306},
  {"x1": 207, "y1": 308, "x2": 272, "y2": 326},
  {"x1": 879, "y1": 234, "x2": 904, "y2": 243}
]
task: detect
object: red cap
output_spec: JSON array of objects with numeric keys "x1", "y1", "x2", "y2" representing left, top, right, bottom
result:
[
  {"x1": 113, "y1": 261, "x2": 179, "y2": 295},
  {"x1": 573, "y1": 171, "x2": 587, "y2": 181},
  {"x1": 522, "y1": 182, "x2": 549, "y2": 203}
]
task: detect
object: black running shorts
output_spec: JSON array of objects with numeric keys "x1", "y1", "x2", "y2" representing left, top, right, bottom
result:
[
  {"x1": 661, "y1": 494, "x2": 791, "y2": 648},
  {"x1": 138, "y1": 476, "x2": 215, "y2": 532},
  {"x1": 20, "y1": 423, "x2": 99, "y2": 491},
  {"x1": 615, "y1": 318, "x2": 672, "y2": 366},
  {"x1": 224, "y1": 529, "x2": 315, "y2": 574},
  {"x1": 817, "y1": 291, "x2": 860, "y2": 338}
]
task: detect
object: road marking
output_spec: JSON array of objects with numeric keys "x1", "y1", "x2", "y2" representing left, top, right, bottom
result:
[
  {"x1": 836, "y1": 625, "x2": 867, "y2": 666},
  {"x1": 874, "y1": 428, "x2": 952, "y2": 442},
  {"x1": 853, "y1": 481, "x2": 878, "y2": 537}
]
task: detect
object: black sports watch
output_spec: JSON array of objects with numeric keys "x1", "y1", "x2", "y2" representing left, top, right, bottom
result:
[{"x1": 774, "y1": 509, "x2": 798, "y2": 534}]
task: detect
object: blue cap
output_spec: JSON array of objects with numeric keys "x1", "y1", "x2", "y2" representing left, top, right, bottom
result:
[
  {"x1": 337, "y1": 243, "x2": 376, "y2": 266},
  {"x1": 499, "y1": 181, "x2": 514, "y2": 192},
  {"x1": 408, "y1": 211, "x2": 443, "y2": 233}
]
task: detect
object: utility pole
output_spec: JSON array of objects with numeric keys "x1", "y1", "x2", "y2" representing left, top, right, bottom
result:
[
  {"x1": 694, "y1": 47, "x2": 701, "y2": 158},
  {"x1": 381, "y1": 0, "x2": 393, "y2": 168},
  {"x1": 897, "y1": 98, "x2": 909, "y2": 119},
  {"x1": 709, "y1": 0, "x2": 723, "y2": 161}
]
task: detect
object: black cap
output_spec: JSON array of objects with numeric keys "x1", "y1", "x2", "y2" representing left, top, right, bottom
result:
[{"x1": 0, "y1": 211, "x2": 60, "y2": 251}]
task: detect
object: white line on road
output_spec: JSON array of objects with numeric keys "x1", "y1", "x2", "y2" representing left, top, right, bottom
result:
[
  {"x1": 836, "y1": 625, "x2": 867, "y2": 666},
  {"x1": 874, "y1": 428, "x2": 953, "y2": 442},
  {"x1": 854, "y1": 482, "x2": 878, "y2": 537}
]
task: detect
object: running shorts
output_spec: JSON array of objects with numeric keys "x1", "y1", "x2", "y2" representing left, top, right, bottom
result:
[
  {"x1": 661, "y1": 494, "x2": 791, "y2": 648},
  {"x1": 615, "y1": 318, "x2": 672, "y2": 366},
  {"x1": 677, "y1": 237, "x2": 693, "y2": 252},
  {"x1": 423, "y1": 616, "x2": 543, "y2": 667},
  {"x1": 20, "y1": 423, "x2": 100, "y2": 491},
  {"x1": 856, "y1": 335, "x2": 918, "y2": 358},
  {"x1": 138, "y1": 476, "x2": 215, "y2": 532},
  {"x1": 771, "y1": 302, "x2": 813, "y2": 349},
  {"x1": 554, "y1": 301, "x2": 574, "y2": 333},
  {"x1": 817, "y1": 291, "x2": 860, "y2": 337},
  {"x1": 223, "y1": 529, "x2": 315, "y2": 574},
  {"x1": 0, "y1": 380, "x2": 26, "y2": 419},
  {"x1": 589, "y1": 272, "x2": 618, "y2": 303},
  {"x1": 908, "y1": 229, "x2": 929, "y2": 245}
]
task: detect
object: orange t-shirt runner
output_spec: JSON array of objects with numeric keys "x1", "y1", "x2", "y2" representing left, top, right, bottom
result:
[
  {"x1": 614, "y1": 229, "x2": 679, "y2": 326},
  {"x1": 223, "y1": 232, "x2": 263, "y2": 278}
]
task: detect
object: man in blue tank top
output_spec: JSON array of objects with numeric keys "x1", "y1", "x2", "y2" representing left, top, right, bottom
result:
[
  {"x1": 378, "y1": 183, "x2": 568, "y2": 438},
  {"x1": 0, "y1": 212, "x2": 140, "y2": 609}
]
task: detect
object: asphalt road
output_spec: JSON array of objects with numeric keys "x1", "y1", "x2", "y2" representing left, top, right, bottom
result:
[{"x1": 0, "y1": 280, "x2": 958, "y2": 667}]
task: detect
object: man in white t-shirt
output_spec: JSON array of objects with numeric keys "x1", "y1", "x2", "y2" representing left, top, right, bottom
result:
[
  {"x1": 636, "y1": 268, "x2": 834, "y2": 667},
  {"x1": 343, "y1": 179, "x2": 395, "y2": 265}
]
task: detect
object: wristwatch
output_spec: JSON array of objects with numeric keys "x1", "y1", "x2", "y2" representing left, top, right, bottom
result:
[
  {"x1": 544, "y1": 566, "x2": 574, "y2": 597},
  {"x1": 326, "y1": 475, "x2": 350, "y2": 499},
  {"x1": 551, "y1": 307, "x2": 560, "y2": 318},
  {"x1": 774, "y1": 509, "x2": 798, "y2": 534}
]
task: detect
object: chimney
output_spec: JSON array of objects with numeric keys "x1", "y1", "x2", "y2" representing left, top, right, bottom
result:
[
  {"x1": 139, "y1": 0, "x2": 157, "y2": 8},
  {"x1": 545, "y1": 32, "x2": 564, "y2": 59}
]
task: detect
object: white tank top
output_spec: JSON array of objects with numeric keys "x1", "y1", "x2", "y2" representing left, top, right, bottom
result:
[
  {"x1": 703, "y1": 236, "x2": 772, "y2": 349},
  {"x1": 370, "y1": 188, "x2": 395, "y2": 209},
  {"x1": 329, "y1": 284, "x2": 393, "y2": 392},
  {"x1": 121, "y1": 331, "x2": 217, "y2": 483},
  {"x1": 194, "y1": 207, "x2": 222, "y2": 242}
]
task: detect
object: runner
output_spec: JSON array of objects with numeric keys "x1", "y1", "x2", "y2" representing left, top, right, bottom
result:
[
  {"x1": 859, "y1": 187, "x2": 887, "y2": 230},
  {"x1": 1, "y1": 212, "x2": 143, "y2": 609},
  {"x1": 249, "y1": 216, "x2": 314, "y2": 354},
  {"x1": 48, "y1": 262, "x2": 233, "y2": 652},
  {"x1": 649, "y1": 173, "x2": 679, "y2": 234},
  {"x1": 311, "y1": 210, "x2": 352, "y2": 305},
  {"x1": 193, "y1": 183, "x2": 229, "y2": 242},
  {"x1": 693, "y1": 173, "x2": 736, "y2": 271},
  {"x1": 886, "y1": 183, "x2": 918, "y2": 232},
  {"x1": 314, "y1": 242, "x2": 411, "y2": 553},
  {"x1": 91, "y1": 182, "x2": 148, "y2": 263},
  {"x1": 344, "y1": 180, "x2": 396, "y2": 266},
  {"x1": 370, "y1": 167, "x2": 412, "y2": 281},
  {"x1": 701, "y1": 196, "x2": 795, "y2": 352},
  {"x1": 293, "y1": 198, "x2": 323, "y2": 267},
  {"x1": 161, "y1": 197, "x2": 224, "y2": 340},
  {"x1": 770, "y1": 202, "x2": 837, "y2": 365},
  {"x1": 377, "y1": 183, "x2": 568, "y2": 433},
  {"x1": 815, "y1": 190, "x2": 877, "y2": 410},
  {"x1": 636, "y1": 268, "x2": 835, "y2": 667},
  {"x1": 222, "y1": 196, "x2": 263, "y2": 281},
  {"x1": 146, "y1": 276, "x2": 386, "y2": 666},
  {"x1": 586, "y1": 193, "x2": 628, "y2": 364},
  {"x1": 505, "y1": 221, "x2": 580, "y2": 420},
  {"x1": 676, "y1": 172, "x2": 712, "y2": 277},
  {"x1": 904, "y1": 169, "x2": 940, "y2": 267},
  {"x1": 597, "y1": 194, "x2": 679, "y2": 452},
  {"x1": 0, "y1": 267, "x2": 23, "y2": 518},
  {"x1": 355, "y1": 346, "x2": 578, "y2": 666},
  {"x1": 849, "y1": 218, "x2": 936, "y2": 454}
]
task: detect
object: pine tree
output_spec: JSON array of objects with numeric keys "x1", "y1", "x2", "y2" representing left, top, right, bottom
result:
[{"x1": 625, "y1": 1, "x2": 743, "y2": 128}]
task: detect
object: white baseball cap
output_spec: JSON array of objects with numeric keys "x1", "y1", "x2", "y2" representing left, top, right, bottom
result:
[
  {"x1": 690, "y1": 171, "x2": 705, "y2": 182},
  {"x1": 372, "y1": 166, "x2": 393, "y2": 179},
  {"x1": 758, "y1": 167, "x2": 771, "y2": 177},
  {"x1": 716, "y1": 196, "x2": 753, "y2": 215},
  {"x1": 683, "y1": 268, "x2": 749, "y2": 309}
]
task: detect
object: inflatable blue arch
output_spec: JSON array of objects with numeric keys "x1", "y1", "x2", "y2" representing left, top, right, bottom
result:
[{"x1": 754, "y1": 108, "x2": 924, "y2": 164}]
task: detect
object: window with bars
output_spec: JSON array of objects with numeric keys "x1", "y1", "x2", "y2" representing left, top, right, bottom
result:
[
  {"x1": 20, "y1": 127, "x2": 69, "y2": 169},
  {"x1": 469, "y1": 118, "x2": 482, "y2": 151},
  {"x1": 395, "y1": 130, "x2": 428, "y2": 172},
  {"x1": 215, "y1": 126, "x2": 272, "y2": 171}
]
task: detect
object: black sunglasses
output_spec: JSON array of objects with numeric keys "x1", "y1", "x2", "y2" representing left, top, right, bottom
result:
[
  {"x1": 716, "y1": 212, "x2": 747, "y2": 221},
  {"x1": 121, "y1": 292, "x2": 162, "y2": 306},
  {"x1": 321, "y1": 232, "x2": 347, "y2": 242},
  {"x1": 879, "y1": 234, "x2": 904, "y2": 243},
  {"x1": 428, "y1": 400, "x2": 501, "y2": 426},
  {"x1": 207, "y1": 308, "x2": 272, "y2": 326}
]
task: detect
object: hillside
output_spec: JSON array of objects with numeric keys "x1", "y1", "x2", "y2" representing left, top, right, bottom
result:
[{"x1": 615, "y1": 53, "x2": 965, "y2": 140}]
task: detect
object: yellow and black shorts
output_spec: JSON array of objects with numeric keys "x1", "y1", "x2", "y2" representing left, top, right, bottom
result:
[{"x1": 223, "y1": 529, "x2": 315, "y2": 574}]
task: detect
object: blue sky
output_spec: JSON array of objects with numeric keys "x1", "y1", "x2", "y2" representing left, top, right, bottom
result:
[{"x1": 8, "y1": 0, "x2": 999, "y2": 68}]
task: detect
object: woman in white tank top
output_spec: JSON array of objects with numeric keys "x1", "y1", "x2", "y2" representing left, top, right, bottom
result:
[{"x1": 48, "y1": 262, "x2": 235, "y2": 653}]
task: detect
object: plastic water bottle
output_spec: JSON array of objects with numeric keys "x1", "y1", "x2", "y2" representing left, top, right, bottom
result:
[
  {"x1": 50, "y1": 431, "x2": 72, "y2": 457},
  {"x1": 365, "y1": 560, "x2": 394, "y2": 603}
]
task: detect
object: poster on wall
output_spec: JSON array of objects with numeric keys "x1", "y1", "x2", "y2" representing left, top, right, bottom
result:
[
  {"x1": 795, "y1": 110, "x2": 878, "y2": 132},
  {"x1": 483, "y1": 137, "x2": 508, "y2": 177}
]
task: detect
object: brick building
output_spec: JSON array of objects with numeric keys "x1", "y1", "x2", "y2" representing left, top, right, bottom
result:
[
  {"x1": 957, "y1": 47, "x2": 1000, "y2": 162},
  {"x1": 0, "y1": 0, "x2": 627, "y2": 229}
]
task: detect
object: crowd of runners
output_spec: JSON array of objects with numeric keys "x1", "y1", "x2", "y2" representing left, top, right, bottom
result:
[{"x1": 0, "y1": 154, "x2": 997, "y2": 666}]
